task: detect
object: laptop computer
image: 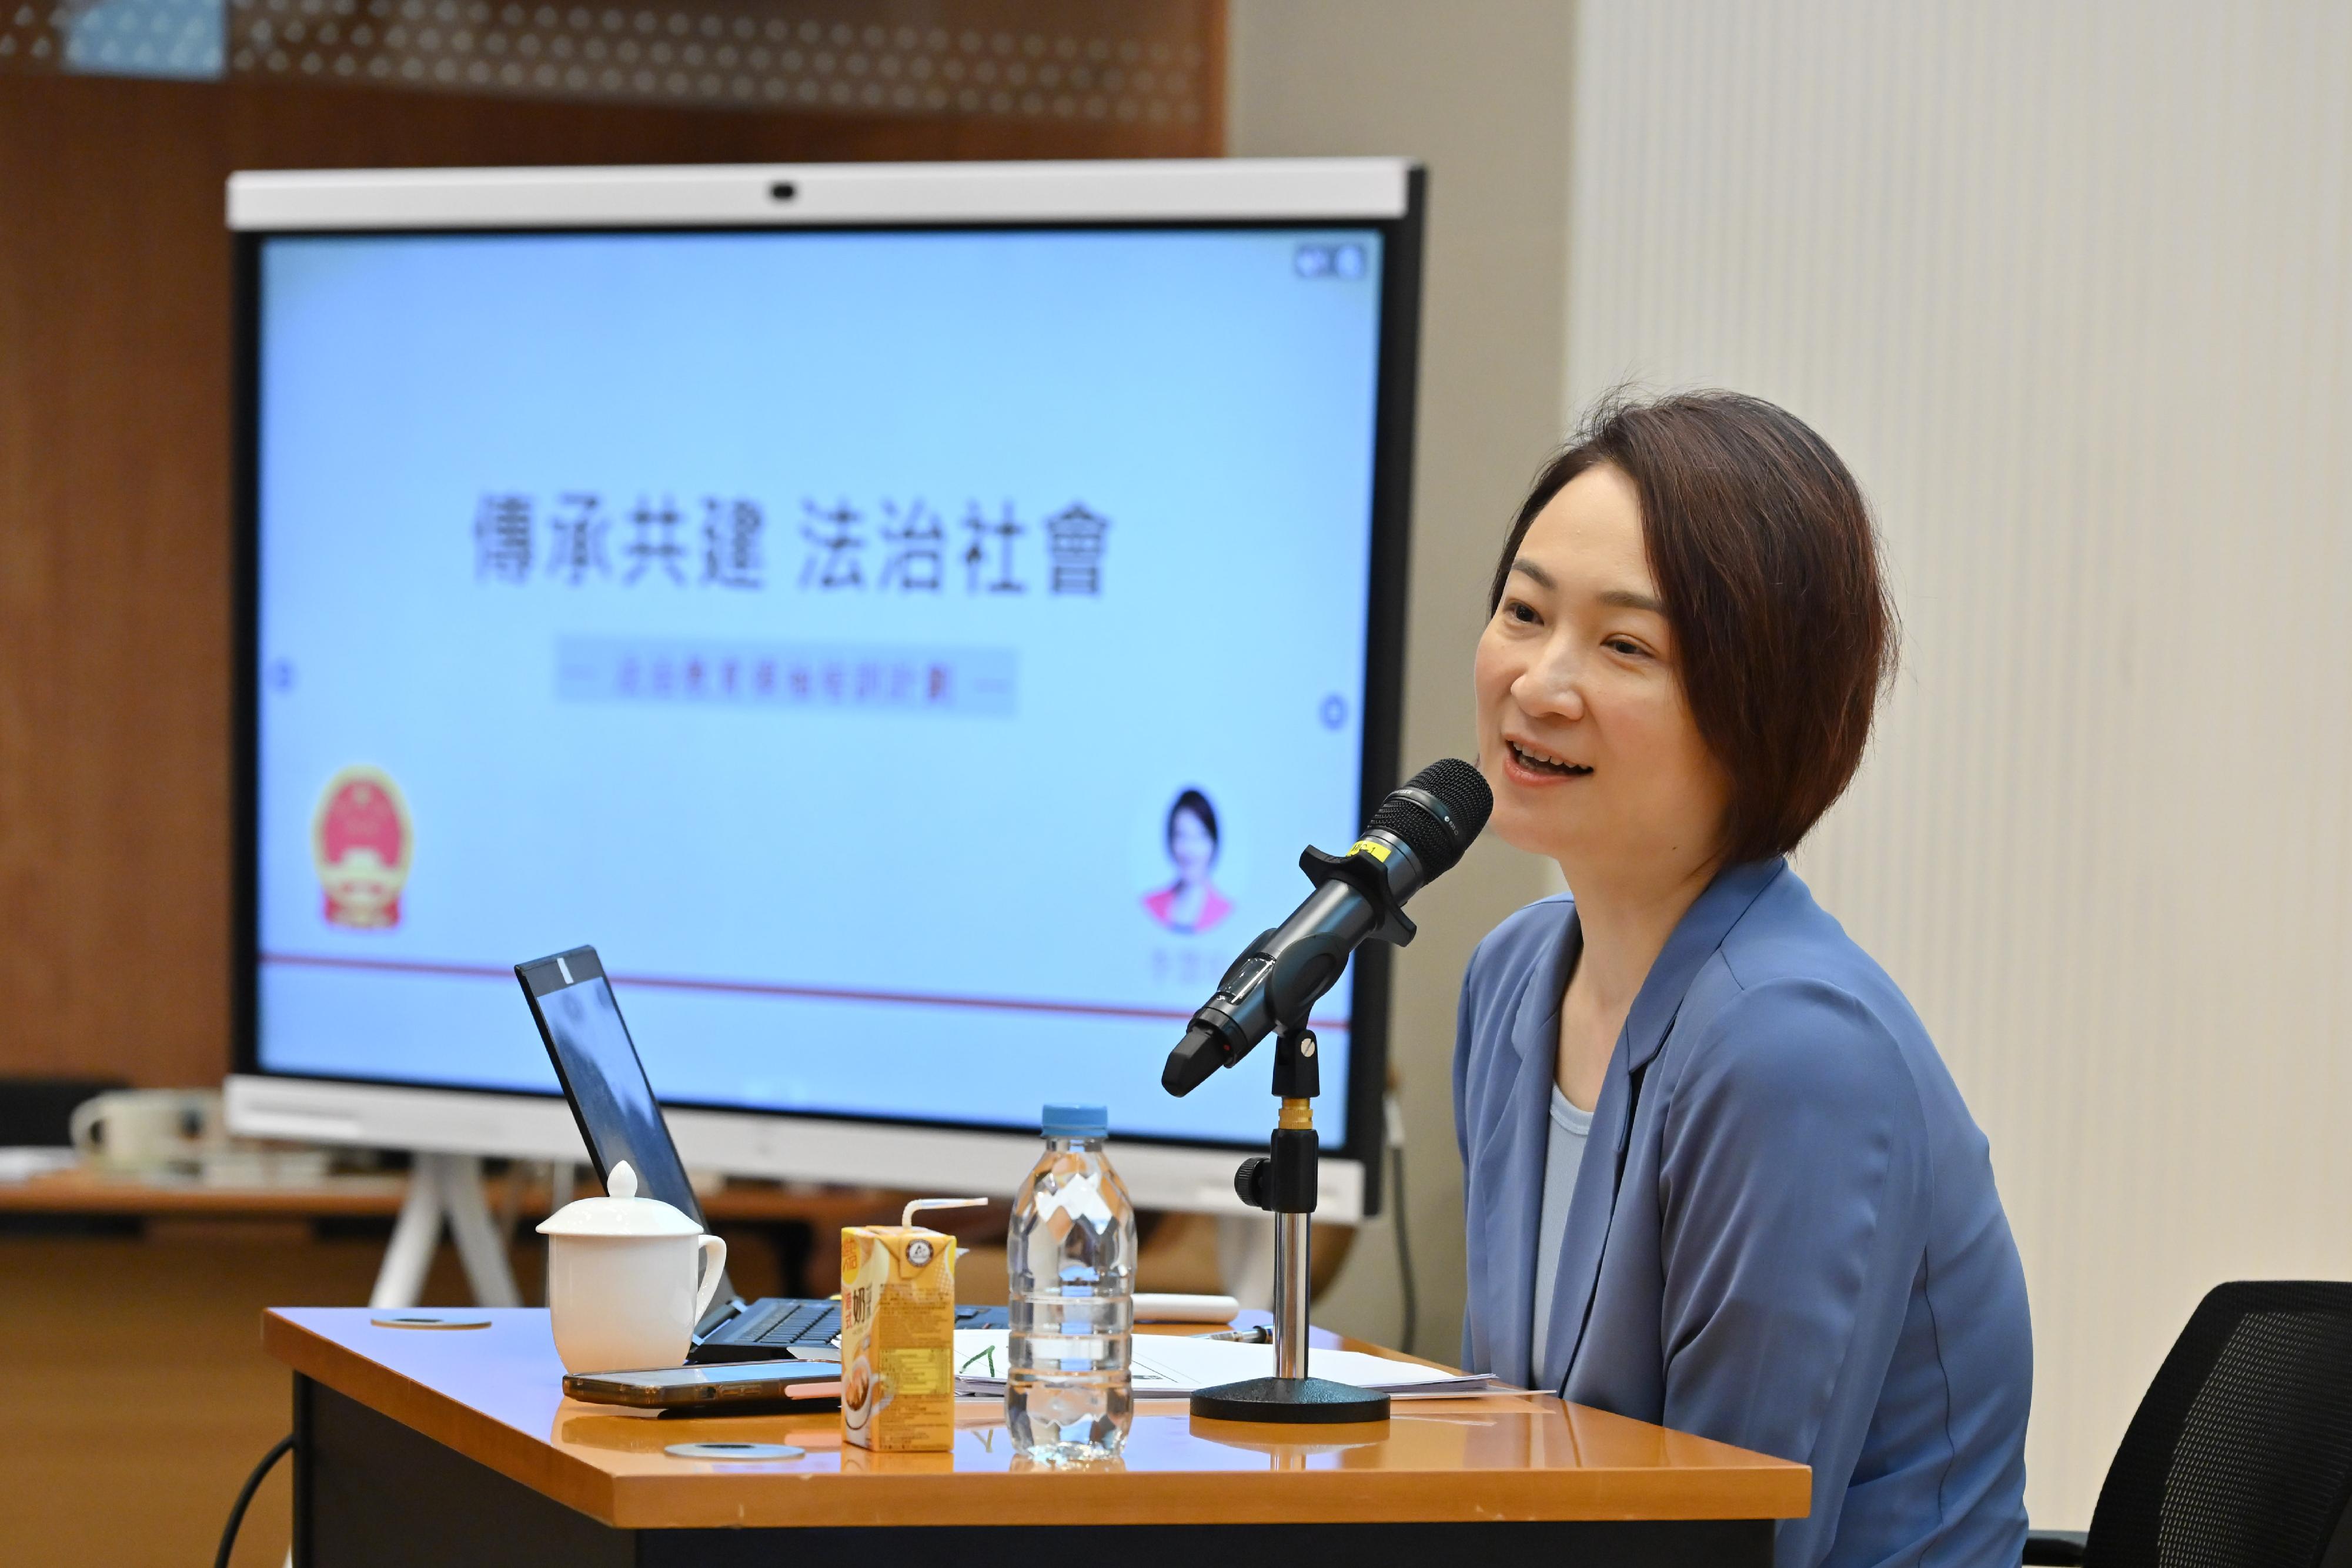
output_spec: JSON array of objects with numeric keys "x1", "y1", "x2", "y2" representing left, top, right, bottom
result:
[{"x1": 514, "y1": 944, "x2": 1008, "y2": 1363}]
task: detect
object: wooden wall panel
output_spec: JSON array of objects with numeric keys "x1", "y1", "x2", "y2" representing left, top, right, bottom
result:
[{"x1": 0, "y1": 68, "x2": 1218, "y2": 1088}]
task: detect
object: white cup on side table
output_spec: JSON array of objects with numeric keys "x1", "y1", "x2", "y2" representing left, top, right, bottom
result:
[
  {"x1": 69, "y1": 1088, "x2": 222, "y2": 1176},
  {"x1": 537, "y1": 1161, "x2": 727, "y2": 1375}
]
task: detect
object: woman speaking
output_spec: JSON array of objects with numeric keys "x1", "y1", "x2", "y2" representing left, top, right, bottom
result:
[{"x1": 1455, "y1": 392, "x2": 2031, "y2": 1567}]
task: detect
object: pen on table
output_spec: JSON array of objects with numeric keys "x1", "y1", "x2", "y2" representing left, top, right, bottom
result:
[{"x1": 1193, "y1": 1325, "x2": 1271, "y2": 1342}]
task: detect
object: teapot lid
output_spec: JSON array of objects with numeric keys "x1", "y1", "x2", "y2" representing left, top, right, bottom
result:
[{"x1": 533, "y1": 1161, "x2": 703, "y2": 1238}]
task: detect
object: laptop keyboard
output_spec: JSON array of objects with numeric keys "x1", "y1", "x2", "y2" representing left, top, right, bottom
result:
[
  {"x1": 738, "y1": 1299, "x2": 1004, "y2": 1349},
  {"x1": 750, "y1": 1301, "x2": 839, "y2": 1347}
]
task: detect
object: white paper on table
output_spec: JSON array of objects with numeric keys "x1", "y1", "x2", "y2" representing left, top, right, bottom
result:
[{"x1": 951, "y1": 1329, "x2": 1501, "y2": 1398}]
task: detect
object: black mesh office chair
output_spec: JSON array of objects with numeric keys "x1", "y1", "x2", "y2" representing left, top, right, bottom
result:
[{"x1": 2024, "y1": 1281, "x2": 2352, "y2": 1567}]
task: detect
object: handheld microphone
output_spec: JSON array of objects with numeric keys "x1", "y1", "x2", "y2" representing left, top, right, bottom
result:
[{"x1": 1161, "y1": 758, "x2": 1494, "y2": 1098}]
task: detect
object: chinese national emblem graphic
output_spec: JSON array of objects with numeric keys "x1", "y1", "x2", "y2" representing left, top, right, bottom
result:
[{"x1": 311, "y1": 766, "x2": 413, "y2": 930}]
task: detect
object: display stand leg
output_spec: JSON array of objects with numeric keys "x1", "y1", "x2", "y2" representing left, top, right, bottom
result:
[
  {"x1": 442, "y1": 1153, "x2": 522, "y2": 1308},
  {"x1": 369, "y1": 1152, "x2": 523, "y2": 1310},
  {"x1": 544, "y1": 1161, "x2": 576, "y2": 1305},
  {"x1": 371, "y1": 1161, "x2": 445, "y2": 1310}
]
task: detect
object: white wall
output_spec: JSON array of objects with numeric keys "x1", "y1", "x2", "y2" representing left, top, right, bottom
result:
[
  {"x1": 1226, "y1": 0, "x2": 1575, "y2": 1359},
  {"x1": 1568, "y1": 0, "x2": 2352, "y2": 1527}
]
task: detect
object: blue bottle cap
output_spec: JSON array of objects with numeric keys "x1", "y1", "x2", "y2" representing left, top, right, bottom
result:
[{"x1": 1042, "y1": 1104, "x2": 1108, "y2": 1138}]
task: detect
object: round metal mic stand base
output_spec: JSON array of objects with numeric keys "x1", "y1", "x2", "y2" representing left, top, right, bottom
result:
[{"x1": 1189, "y1": 1377, "x2": 1393, "y2": 1424}]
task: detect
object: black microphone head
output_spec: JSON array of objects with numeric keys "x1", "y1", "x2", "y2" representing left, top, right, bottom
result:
[{"x1": 1370, "y1": 758, "x2": 1494, "y2": 879}]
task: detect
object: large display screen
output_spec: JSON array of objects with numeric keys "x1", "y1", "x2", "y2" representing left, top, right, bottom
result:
[{"x1": 251, "y1": 223, "x2": 1389, "y2": 1147}]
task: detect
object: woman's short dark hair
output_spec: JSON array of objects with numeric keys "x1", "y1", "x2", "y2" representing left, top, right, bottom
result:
[
  {"x1": 1489, "y1": 388, "x2": 1897, "y2": 864},
  {"x1": 1166, "y1": 788, "x2": 1219, "y2": 853}
]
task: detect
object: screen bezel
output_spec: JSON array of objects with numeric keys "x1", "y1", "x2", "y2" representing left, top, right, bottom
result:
[{"x1": 231, "y1": 170, "x2": 1425, "y2": 1213}]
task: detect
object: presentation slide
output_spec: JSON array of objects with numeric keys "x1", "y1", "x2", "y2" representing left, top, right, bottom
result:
[{"x1": 255, "y1": 225, "x2": 1386, "y2": 1146}]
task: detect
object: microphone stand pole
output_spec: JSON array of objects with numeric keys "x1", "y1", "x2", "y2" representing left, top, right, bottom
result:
[{"x1": 1190, "y1": 1024, "x2": 1391, "y2": 1425}]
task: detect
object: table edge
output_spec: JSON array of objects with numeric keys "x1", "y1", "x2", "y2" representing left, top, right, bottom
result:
[
  {"x1": 263, "y1": 1309, "x2": 1812, "y2": 1529},
  {"x1": 266, "y1": 1310, "x2": 626, "y2": 1523}
]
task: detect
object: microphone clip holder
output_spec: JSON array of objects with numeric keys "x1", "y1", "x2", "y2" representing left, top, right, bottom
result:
[
  {"x1": 1189, "y1": 1024, "x2": 1392, "y2": 1427},
  {"x1": 1298, "y1": 845, "x2": 1418, "y2": 948}
]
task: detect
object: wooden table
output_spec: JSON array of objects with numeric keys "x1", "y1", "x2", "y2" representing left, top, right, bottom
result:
[
  {"x1": 0, "y1": 1168, "x2": 416, "y2": 1217},
  {"x1": 264, "y1": 1307, "x2": 1808, "y2": 1566},
  {"x1": 0, "y1": 1166, "x2": 906, "y2": 1225},
  {"x1": 0, "y1": 1169, "x2": 934, "y2": 1298}
]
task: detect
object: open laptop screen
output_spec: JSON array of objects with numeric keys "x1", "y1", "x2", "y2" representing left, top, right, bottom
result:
[{"x1": 516, "y1": 945, "x2": 708, "y2": 1234}]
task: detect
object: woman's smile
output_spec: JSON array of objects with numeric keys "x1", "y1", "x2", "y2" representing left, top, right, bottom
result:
[{"x1": 1502, "y1": 735, "x2": 1593, "y2": 784}]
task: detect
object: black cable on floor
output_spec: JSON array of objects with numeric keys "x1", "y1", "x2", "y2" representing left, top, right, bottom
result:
[{"x1": 215, "y1": 1433, "x2": 293, "y2": 1568}]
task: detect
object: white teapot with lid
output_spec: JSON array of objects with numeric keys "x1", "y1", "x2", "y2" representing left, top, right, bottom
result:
[{"x1": 536, "y1": 1161, "x2": 727, "y2": 1374}]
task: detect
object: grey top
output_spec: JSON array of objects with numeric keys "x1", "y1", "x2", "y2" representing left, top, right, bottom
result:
[{"x1": 1529, "y1": 1082, "x2": 1595, "y2": 1380}]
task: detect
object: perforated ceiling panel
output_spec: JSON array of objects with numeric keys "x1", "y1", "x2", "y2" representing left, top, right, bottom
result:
[{"x1": 6, "y1": 0, "x2": 1220, "y2": 128}]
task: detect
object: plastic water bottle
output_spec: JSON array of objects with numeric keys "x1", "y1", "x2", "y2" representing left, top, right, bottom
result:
[{"x1": 1005, "y1": 1103, "x2": 1137, "y2": 1463}]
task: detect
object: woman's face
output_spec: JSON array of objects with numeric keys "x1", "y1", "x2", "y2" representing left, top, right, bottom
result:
[
  {"x1": 1474, "y1": 464, "x2": 1731, "y2": 881},
  {"x1": 1169, "y1": 807, "x2": 1217, "y2": 881}
]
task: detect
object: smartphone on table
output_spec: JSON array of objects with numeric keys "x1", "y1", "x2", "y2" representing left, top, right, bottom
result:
[{"x1": 564, "y1": 1359, "x2": 844, "y2": 1412}]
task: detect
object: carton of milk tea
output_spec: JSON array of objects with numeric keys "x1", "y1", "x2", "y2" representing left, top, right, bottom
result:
[{"x1": 839, "y1": 1222, "x2": 957, "y2": 1452}]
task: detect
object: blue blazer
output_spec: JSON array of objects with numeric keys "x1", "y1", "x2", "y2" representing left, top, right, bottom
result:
[{"x1": 1454, "y1": 860, "x2": 2031, "y2": 1567}]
